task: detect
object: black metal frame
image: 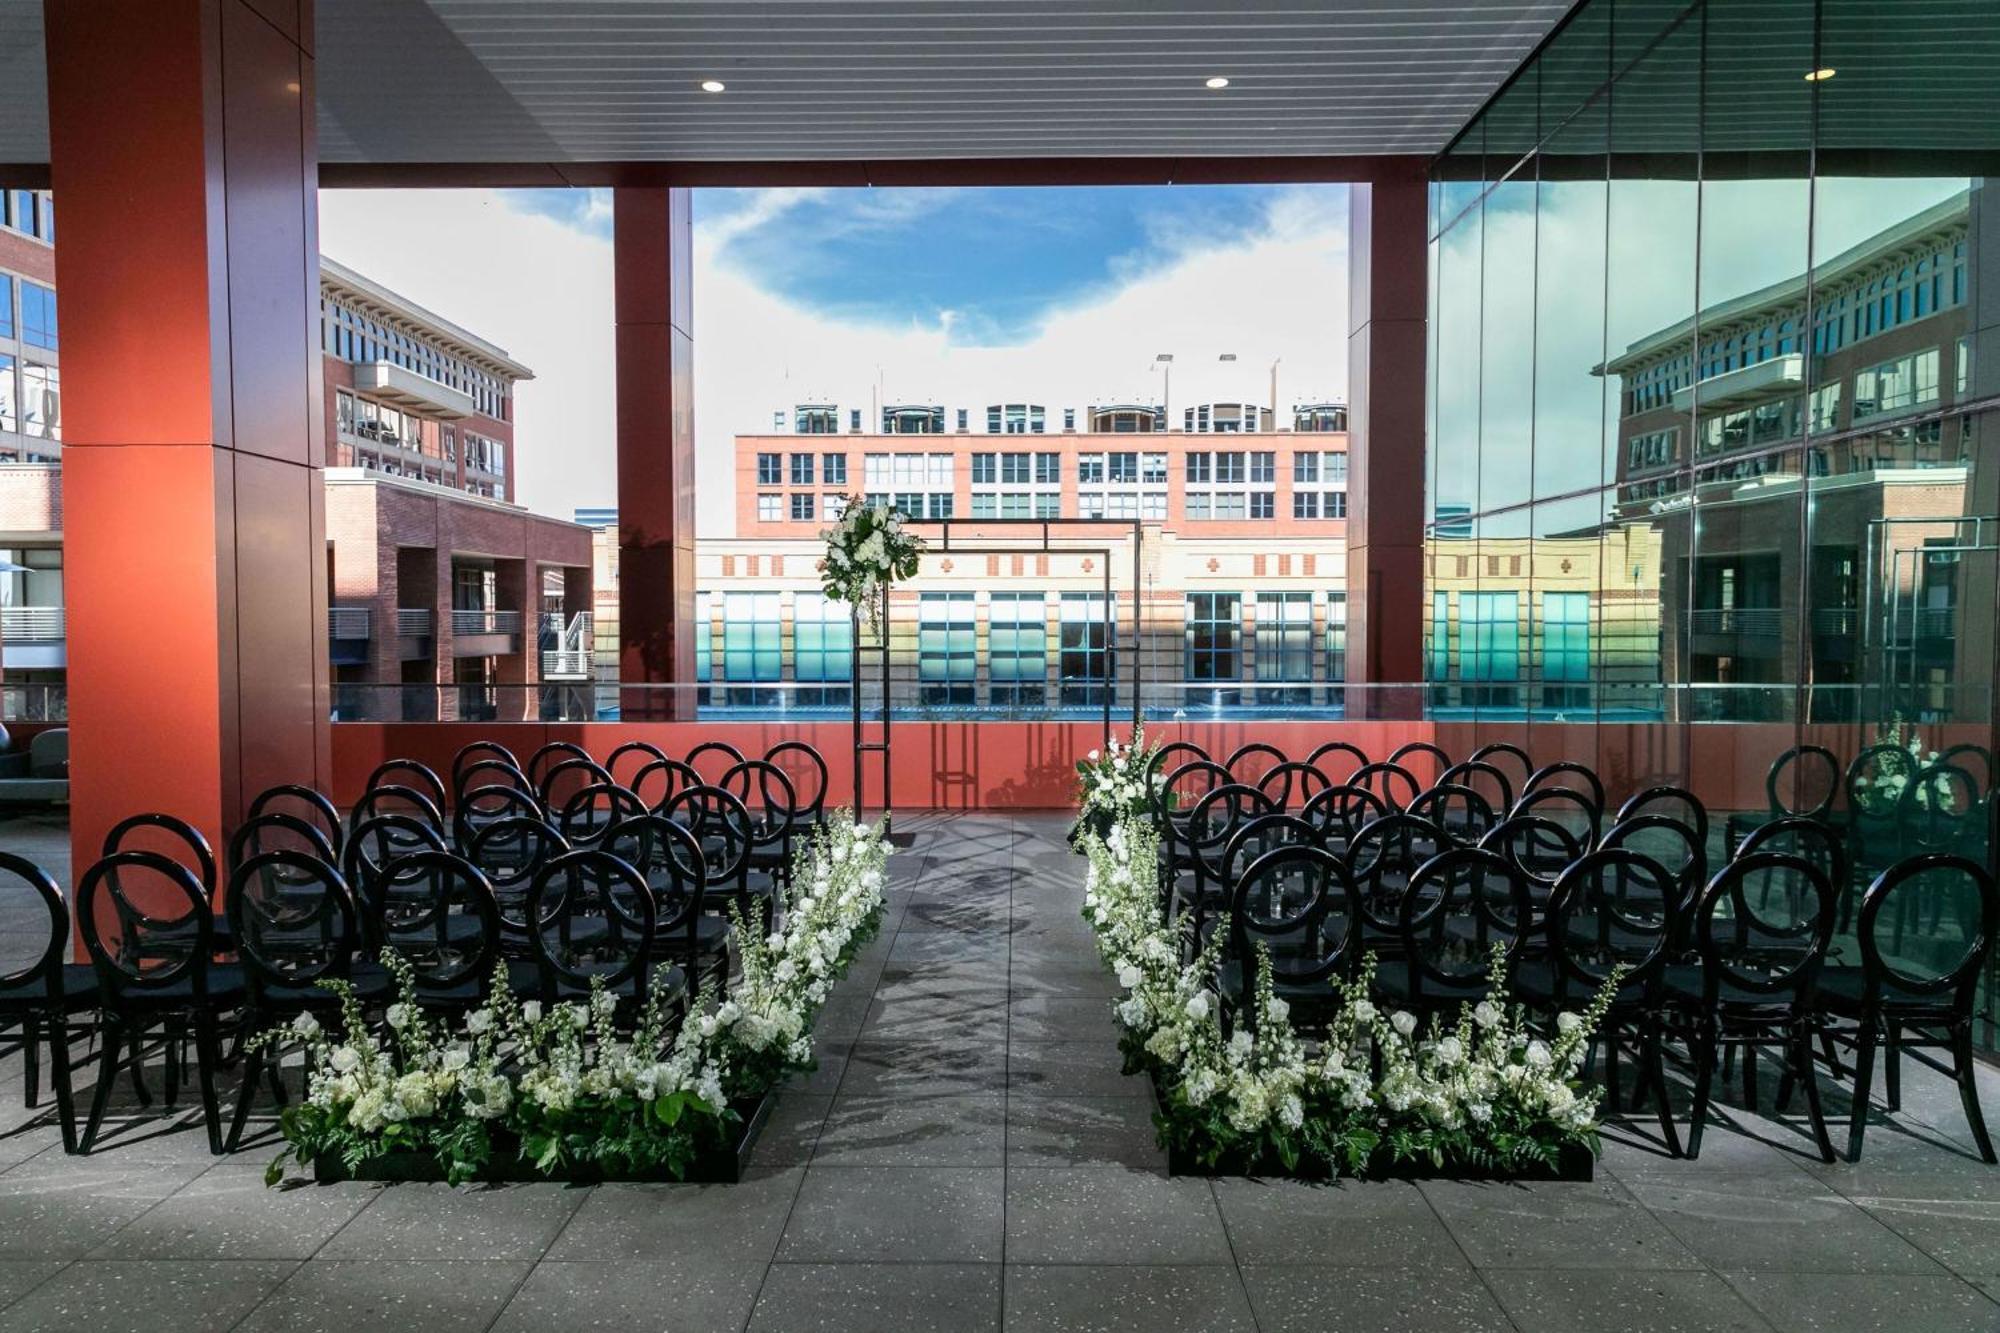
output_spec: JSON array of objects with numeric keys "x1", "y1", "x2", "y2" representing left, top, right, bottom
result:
[{"x1": 850, "y1": 517, "x2": 1146, "y2": 825}]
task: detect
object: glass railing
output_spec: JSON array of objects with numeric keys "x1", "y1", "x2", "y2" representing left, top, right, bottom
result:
[{"x1": 0, "y1": 683, "x2": 65, "y2": 722}]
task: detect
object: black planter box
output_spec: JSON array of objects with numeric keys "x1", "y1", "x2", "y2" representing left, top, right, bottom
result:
[
  {"x1": 1165, "y1": 1135, "x2": 1596, "y2": 1182},
  {"x1": 309, "y1": 1094, "x2": 772, "y2": 1185}
]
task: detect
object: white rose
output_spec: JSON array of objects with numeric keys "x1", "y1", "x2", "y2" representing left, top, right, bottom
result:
[
  {"x1": 1525, "y1": 1040, "x2": 1553, "y2": 1069},
  {"x1": 290, "y1": 1012, "x2": 320, "y2": 1038},
  {"x1": 1436, "y1": 1035, "x2": 1464, "y2": 1065},
  {"x1": 466, "y1": 1009, "x2": 493, "y2": 1035},
  {"x1": 1351, "y1": 999, "x2": 1376, "y2": 1023},
  {"x1": 522, "y1": 1001, "x2": 543, "y2": 1024},
  {"x1": 1184, "y1": 993, "x2": 1211, "y2": 1023},
  {"x1": 1390, "y1": 1010, "x2": 1417, "y2": 1038},
  {"x1": 441, "y1": 1045, "x2": 471, "y2": 1073},
  {"x1": 1472, "y1": 1001, "x2": 1502, "y2": 1028},
  {"x1": 385, "y1": 1003, "x2": 412, "y2": 1030},
  {"x1": 1116, "y1": 963, "x2": 1142, "y2": 989},
  {"x1": 1556, "y1": 1011, "x2": 1583, "y2": 1035}
]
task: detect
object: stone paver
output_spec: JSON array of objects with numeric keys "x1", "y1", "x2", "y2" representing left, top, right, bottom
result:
[{"x1": 0, "y1": 810, "x2": 1993, "y2": 1330}]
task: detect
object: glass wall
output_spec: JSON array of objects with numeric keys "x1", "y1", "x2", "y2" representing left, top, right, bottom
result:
[{"x1": 1429, "y1": 0, "x2": 2000, "y2": 1039}]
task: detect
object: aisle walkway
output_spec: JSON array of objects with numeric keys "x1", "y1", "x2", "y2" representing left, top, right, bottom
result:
[{"x1": 0, "y1": 814, "x2": 1994, "y2": 1330}]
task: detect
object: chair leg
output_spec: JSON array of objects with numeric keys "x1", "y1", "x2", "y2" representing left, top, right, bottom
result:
[
  {"x1": 22, "y1": 1014, "x2": 39, "y2": 1110},
  {"x1": 193, "y1": 1013, "x2": 225, "y2": 1156},
  {"x1": 80, "y1": 1018, "x2": 126, "y2": 1153},
  {"x1": 162, "y1": 1018, "x2": 181, "y2": 1108},
  {"x1": 1846, "y1": 1025, "x2": 1878, "y2": 1163},
  {"x1": 126, "y1": 1027, "x2": 151, "y2": 1107},
  {"x1": 46, "y1": 1011, "x2": 77, "y2": 1155},
  {"x1": 1885, "y1": 1026, "x2": 1902, "y2": 1111},
  {"x1": 226, "y1": 1043, "x2": 263, "y2": 1154},
  {"x1": 1687, "y1": 1026, "x2": 1718, "y2": 1160},
  {"x1": 1741, "y1": 1043, "x2": 1758, "y2": 1112},
  {"x1": 1646, "y1": 1025, "x2": 1682, "y2": 1158},
  {"x1": 1951, "y1": 1022, "x2": 1996, "y2": 1165},
  {"x1": 1605, "y1": 1036, "x2": 1623, "y2": 1114},
  {"x1": 1791, "y1": 1025, "x2": 1836, "y2": 1163}
]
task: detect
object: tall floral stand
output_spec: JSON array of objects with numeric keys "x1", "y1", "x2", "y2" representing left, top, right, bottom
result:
[{"x1": 849, "y1": 590, "x2": 909, "y2": 843}]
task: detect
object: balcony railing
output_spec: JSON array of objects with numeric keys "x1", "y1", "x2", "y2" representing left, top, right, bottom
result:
[
  {"x1": 540, "y1": 610, "x2": 594, "y2": 680},
  {"x1": 1689, "y1": 607, "x2": 1782, "y2": 638},
  {"x1": 0, "y1": 606, "x2": 64, "y2": 642},
  {"x1": 451, "y1": 608, "x2": 522, "y2": 636},
  {"x1": 395, "y1": 607, "x2": 433, "y2": 637},
  {"x1": 327, "y1": 606, "x2": 370, "y2": 640},
  {"x1": 1811, "y1": 607, "x2": 1860, "y2": 637}
]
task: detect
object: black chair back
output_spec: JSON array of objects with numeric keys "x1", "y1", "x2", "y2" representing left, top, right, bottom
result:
[
  {"x1": 228, "y1": 812, "x2": 337, "y2": 875},
  {"x1": 1546, "y1": 847, "x2": 1678, "y2": 1002},
  {"x1": 557, "y1": 781, "x2": 647, "y2": 851},
  {"x1": 1345, "y1": 812, "x2": 1446, "y2": 933},
  {"x1": 1469, "y1": 741, "x2": 1534, "y2": 790},
  {"x1": 719, "y1": 759, "x2": 801, "y2": 850},
  {"x1": 466, "y1": 814, "x2": 570, "y2": 936},
  {"x1": 1147, "y1": 741, "x2": 1212, "y2": 797},
  {"x1": 1299, "y1": 783, "x2": 1390, "y2": 853},
  {"x1": 343, "y1": 813, "x2": 449, "y2": 932},
  {"x1": 1223, "y1": 742, "x2": 1286, "y2": 790},
  {"x1": 349, "y1": 783, "x2": 444, "y2": 836},
  {"x1": 1854, "y1": 852, "x2": 1996, "y2": 1014},
  {"x1": 661, "y1": 784, "x2": 754, "y2": 885},
  {"x1": 1478, "y1": 813, "x2": 1582, "y2": 893},
  {"x1": 537, "y1": 756, "x2": 615, "y2": 814},
  {"x1": 1899, "y1": 762, "x2": 1983, "y2": 857},
  {"x1": 1228, "y1": 844, "x2": 1361, "y2": 1020},
  {"x1": 104, "y1": 812, "x2": 217, "y2": 899},
  {"x1": 1408, "y1": 782, "x2": 1497, "y2": 847},
  {"x1": 1438, "y1": 759, "x2": 1514, "y2": 816},
  {"x1": 454, "y1": 782, "x2": 546, "y2": 852},
  {"x1": 685, "y1": 740, "x2": 748, "y2": 786},
  {"x1": 227, "y1": 850, "x2": 358, "y2": 995},
  {"x1": 77, "y1": 851, "x2": 215, "y2": 995},
  {"x1": 1397, "y1": 845, "x2": 1532, "y2": 1002},
  {"x1": 1599, "y1": 814, "x2": 1707, "y2": 933},
  {"x1": 1386, "y1": 741, "x2": 1451, "y2": 786},
  {"x1": 245, "y1": 785, "x2": 343, "y2": 859},
  {"x1": 1184, "y1": 783, "x2": 1278, "y2": 892},
  {"x1": 631, "y1": 757, "x2": 703, "y2": 813},
  {"x1": 527, "y1": 848, "x2": 656, "y2": 998},
  {"x1": 767, "y1": 741, "x2": 830, "y2": 826},
  {"x1": 1219, "y1": 813, "x2": 1324, "y2": 896},
  {"x1": 0, "y1": 851, "x2": 69, "y2": 1000},
  {"x1": 1255, "y1": 760, "x2": 1331, "y2": 811},
  {"x1": 1845, "y1": 743, "x2": 1921, "y2": 848},
  {"x1": 364, "y1": 759, "x2": 447, "y2": 813},
  {"x1": 527, "y1": 741, "x2": 596, "y2": 792},
  {"x1": 606, "y1": 741, "x2": 671, "y2": 788},
  {"x1": 1764, "y1": 744, "x2": 1841, "y2": 821},
  {"x1": 601, "y1": 814, "x2": 709, "y2": 952},
  {"x1": 372, "y1": 849, "x2": 501, "y2": 992},
  {"x1": 1938, "y1": 744, "x2": 1994, "y2": 801},
  {"x1": 1613, "y1": 785, "x2": 1708, "y2": 849},
  {"x1": 451, "y1": 741, "x2": 520, "y2": 792},
  {"x1": 1304, "y1": 740, "x2": 1369, "y2": 785},
  {"x1": 1523, "y1": 761, "x2": 1606, "y2": 821},
  {"x1": 1512, "y1": 785, "x2": 1602, "y2": 852},
  {"x1": 452, "y1": 757, "x2": 535, "y2": 808},
  {"x1": 1351, "y1": 761, "x2": 1420, "y2": 812},
  {"x1": 1693, "y1": 851, "x2": 1835, "y2": 999}
]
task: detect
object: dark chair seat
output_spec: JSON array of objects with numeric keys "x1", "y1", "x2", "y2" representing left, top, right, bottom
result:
[
  {"x1": 107, "y1": 962, "x2": 246, "y2": 1007},
  {"x1": 543, "y1": 963, "x2": 687, "y2": 1006}
]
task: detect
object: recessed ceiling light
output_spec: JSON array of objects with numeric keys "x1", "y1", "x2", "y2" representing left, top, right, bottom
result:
[
  {"x1": 1804, "y1": 67, "x2": 1836, "y2": 82},
  {"x1": 1204, "y1": 76, "x2": 1230, "y2": 90},
  {"x1": 700, "y1": 79, "x2": 727, "y2": 93}
]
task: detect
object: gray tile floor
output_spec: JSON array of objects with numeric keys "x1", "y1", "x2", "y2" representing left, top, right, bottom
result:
[{"x1": 0, "y1": 811, "x2": 1995, "y2": 1330}]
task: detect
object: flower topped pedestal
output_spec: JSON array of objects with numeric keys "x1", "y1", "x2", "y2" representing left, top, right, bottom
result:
[{"x1": 820, "y1": 498, "x2": 925, "y2": 642}]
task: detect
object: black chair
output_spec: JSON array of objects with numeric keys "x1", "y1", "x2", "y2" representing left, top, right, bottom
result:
[
  {"x1": 104, "y1": 812, "x2": 217, "y2": 901},
  {"x1": 602, "y1": 814, "x2": 727, "y2": 992},
  {"x1": 363, "y1": 759, "x2": 448, "y2": 815},
  {"x1": 227, "y1": 811, "x2": 337, "y2": 872},
  {"x1": 536, "y1": 756, "x2": 616, "y2": 816},
  {"x1": 343, "y1": 814, "x2": 449, "y2": 949},
  {"x1": 465, "y1": 813, "x2": 571, "y2": 953},
  {"x1": 1478, "y1": 813, "x2": 1583, "y2": 908},
  {"x1": 1538, "y1": 847, "x2": 1683, "y2": 1155},
  {"x1": 525, "y1": 848, "x2": 666, "y2": 1009},
  {"x1": 1818, "y1": 853, "x2": 1996, "y2": 1163},
  {"x1": 719, "y1": 759, "x2": 802, "y2": 873},
  {"x1": 630, "y1": 756, "x2": 704, "y2": 815},
  {"x1": 1254, "y1": 760, "x2": 1331, "y2": 811},
  {"x1": 1675, "y1": 852, "x2": 1838, "y2": 1162},
  {"x1": 1177, "y1": 783, "x2": 1276, "y2": 939},
  {"x1": 1157, "y1": 759, "x2": 1232, "y2": 894},
  {"x1": 1736, "y1": 815, "x2": 1850, "y2": 943},
  {"x1": 1613, "y1": 785, "x2": 1709, "y2": 853},
  {"x1": 1393, "y1": 845, "x2": 1531, "y2": 1016},
  {"x1": 527, "y1": 741, "x2": 596, "y2": 794},
  {"x1": 1844, "y1": 743, "x2": 1923, "y2": 882},
  {"x1": 1408, "y1": 782, "x2": 1498, "y2": 848},
  {"x1": 451, "y1": 741, "x2": 521, "y2": 796},
  {"x1": 1218, "y1": 812, "x2": 1325, "y2": 903},
  {"x1": 606, "y1": 740, "x2": 672, "y2": 788},
  {"x1": 1513, "y1": 785, "x2": 1602, "y2": 855},
  {"x1": 1223, "y1": 742, "x2": 1286, "y2": 790},
  {"x1": 662, "y1": 784, "x2": 761, "y2": 932},
  {"x1": 557, "y1": 781, "x2": 648, "y2": 851},
  {"x1": 1299, "y1": 783, "x2": 1390, "y2": 857},
  {"x1": 685, "y1": 740, "x2": 748, "y2": 786},
  {"x1": 369, "y1": 849, "x2": 502, "y2": 1013},
  {"x1": 1725, "y1": 744, "x2": 1840, "y2": 855},
  {"x1": 1351, "y1": 761, "x2": 1420, "y2": 813},
  {"x1": 1599, "y1": 814, "x2": 1708, "y2": 950},
  {"x1": 223, "y1": 850, "x2": 362, "y2": 1150},
  {"x1": 348, "y1": 784, "x2": 445, "y2": 839},
  {"x1": 1344, "y1": 812, "x2": 1447, "y2": 941},
  {"x1": 1146, "y1": 741, "x2": 1212, "y2": 810},
  {"x1": 453, "y1": 781, "x2": 546, "y2": 854},
  {"x1": 1304, "y1": 740, "x2": 1370, "y2": 786},
  {"x1": 1523, "y1": 761, "x2": 1606, "y2": 825},
  {"x1": 0, "y1": 852, "x2": 93, "y2": 1152},
  {"x1": 246, "y1": 785, "x2": 344, "y2": 860},
  {"x1": 1438, "y1": 758, "x2": 1514, "y2": 816},
  {"x1": 1938, "y1": 744, "x2": 1993, "y2": 803},
  {"x1": 767, "y1": 741, "x2": 831, "y2": 845},
  {"x1": 76, "y1": 851, "x2": 239, "y2": 1154},
  {"x1": 1387, "y1": 740, "x2": 1452, "y2": 786},
  {"x1": 452, "y1": 756, "x2": 536, "y2": 810},
  {"x1": 1469, "y1": 741, "x2": 1534, "y2": 792},
  {"x1": 1225, "y1": 844, "x2": 1361, "y2": 1033}
]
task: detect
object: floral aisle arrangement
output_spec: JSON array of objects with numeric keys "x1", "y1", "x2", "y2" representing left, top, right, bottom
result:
[
  {"x1": 820, "y1": 500, "x2": 925, "y2": 632},
  {"x1": 1079, "y1": 815, "x2": 1618, "y2": 1178},
  {"x1": 260, "y1": 815, "x2": 891, "y2": 1185},
  {"x1": 1861, "y1": 715, "x2": 1956, "y2": 811},
  {"x1": 1070, "y1": 729, "x2": 1164, "y2": 848}
]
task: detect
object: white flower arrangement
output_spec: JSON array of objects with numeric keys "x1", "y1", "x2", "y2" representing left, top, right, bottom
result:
[
  {"x1": 1074, "y1": 730, "x2": 1165, "y2": 829},
  {"x1": 259, "y1": 812, "x2": 892, "y2": 1184},
  {"x1": 1079, "y1": 811, "x2": 1618, "y2": 1175},
  {"x1": 819, "y1": 500, "x2": 924, "y2": 628}
]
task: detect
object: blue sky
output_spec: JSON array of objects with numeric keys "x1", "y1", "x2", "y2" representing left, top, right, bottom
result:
[{"x1": 512, "y1": 184, "x2": 1307, "y2": 346}]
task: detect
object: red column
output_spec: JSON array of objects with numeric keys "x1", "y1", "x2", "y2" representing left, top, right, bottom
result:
[
  {"x1": 613, "y1": 187, "x2": 697, "y2": 719},
  {"x1": 1345, "y1": 166, "x2": 1430, "y2": 703},
  {"x1": 47, "y1": 0, "x2": 329, "y2": 869}
]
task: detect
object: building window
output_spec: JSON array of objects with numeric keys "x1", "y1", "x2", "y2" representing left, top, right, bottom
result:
[
  {"x1": 794, "y1": 406, "x2": 839, "y2": 434},
  {"x1": 971, "y1": 453, "x2": 996, "y2": 484},
  {"x1": 928, "y1": 493, "x2": 955, "y2": 520},
  {"x1": 1294, "y1": 491, "x2": 1320, "y2": 520},
  {"x1": 1429, "y1": 591, "x2": 1451, "y2": 687},
  {"x1": 825, "y1": 495, "x2": 849, "y2": 522},
  {"x1": 1325, "y1": 492, "x2": 1347, "y2": 518},
  {"x1": 19, "y1": 282, "x2": 55, "y2": 351},
  {"x1": 1186, "y1": 452, "x2": 1212, "y2": 484},
  {"x1": 1216, "y1": 453, "x2": 1245, "y2": 484},
  {"x1": 1542, "y1": 591, "x2": 1590, "y2": 709},
  {"x1": 756, "y1": 453, "x2": 782, "y2": 485},
  {"x1": 1034, "y1": 492, "x2": 1061, "y2": 519},
  {"x1": 1293, "y1": 452, "x2": 1319, "y2": 483},
  {"x1": 917, "y1": 592, "x2": 976, "y2": 706},
  {"x1": 956, "y1": 408, "x2": 969, "y2": 432},
  {"x1": 789, "y1": 453, "x2": 815, "y2": 485},
  {"x1": 849, "y1": 408, "x2": 862, "y2": 431},
  {"x1": 721, "y1": 592, "x2": 781, "y2": 700},
  {"x1": 863, "y1": 453, "x2": 890, "y2": 491},
  {"x1": 0, "y1": 354, "x2": 15, "y2": 433},
  {"x1": 1853, "y1": 349, "x2": 1940, "y2": 421},
  {"x1": 1249, "y1": 492, "x2": 1275, "y2": 520},
  {"x1": 793, "y1": 591, "x2": 852, "y2": 706},
  {"x1": 1001, "y1": 453, "x2": 1031, "y2": 485},
  {"x1": 1461, "y1": 591, "x2": 1520, "y2": 705},
  {"x1": 1060, "y1": 592, "x2": 1114, "y2": 706},
  {"x1": 693, "y1": 592, "x2": 712, "y2": 686},
  {"x1": 1035, "y1": 452, "x2": 1061, "y2": 485},
  {"x1": 1249, "y1": 452, "x2": 1275, "y2": 484},
  {"x1": 971, "y1": 494, "x2": 997, "y2": 519},
  {"x1": 757, "y1": 493, "x2": 782, "y2": 522},
  {"x1": 1077, "y1": 454, "x2": 1105, "y2": 485},
  {"x1": 790, "y1": 493, "x2": 815, "y2": 522},
  {"x1": 823, "y1": 452, "x2": 848, "y2": 485},
  {"x1": 1186, "y1": 592, "x2": 1242, "y2": 688},
  {"x1": 1325, "y1": 591, "x2": 1348, "y2": 686},
  {"x1": 988, "y1": 592, "x2": 1047, "y2": 707},
  {"x1": 1254, "y1": 592, "x2": 1313, "y2": 703},
  {"x1": 20, "y1": 364, "x2": 56, "y2": 440},
  {"x1": 0, "y1": 276, "x2": 12, "y2": 341}
]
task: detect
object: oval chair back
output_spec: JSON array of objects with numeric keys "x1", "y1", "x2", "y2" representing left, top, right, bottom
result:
[
  {"x1": 1468, "y1": 741, "x2": 1534, "y2": 792},
  {"x1": 1223, "y1": 742, "x2": 1286, "y2": 791},
  {"x1": 536, "y1": 756, "x2": 615, "y2": 816},
  {"x1": 557, "y1": 781, "x2": 647, "y2": 851},
  {"x1": 1304, "y1": 740, "x2": 1369, "y2": 786},
  {"x1": 631, "y1": 757, "x2": 703, "y2": 814},
  {"x1": 1766, "y1": 744, "x2": 1842, "y2": 821},
  {"x1": 453, "y1": 782, "x2": 546, "y2": 854},
  {"x1": 1350, "y1": 761, "x2": 1420, "y2": 813},
  {"x1": 1938, "y1": 744, "x2": 1994, "y2": 802},
  {"x1": 602, "y1": 814, "x2": 710, "y2": 960},
  {"x1": 1438, "y1": 759, "x2": 1514, "y2": 817},
  {"x1": 526, "y1": 847, "x2": 656, "y2": 1001},
  {"x1": 1599, "y1": 814, "x2": 1707, "y2": 946},
  {"x1": 1228, "y1": 844, "x2": 1361, "y2": 1026},
  {"x1": 450, "y1": 741, "x2": 520, "y2": 795},
  {"x1": 342, "y1": 814, "x2": 449, "y2": 942},
  {"x1": 1545, "y1": 846, "x2": 1678, "y2": 1002},
  {"x1": 1396, "y1": 845, "x2": 1532, "y2": 1007},
  {"x1": 363, "y1": 759, "x2": 447, "y2": 814},
  {"x1": 1734, "y1": 815, "x2": 1849, "y2": 943},
  {"x1": 1386, "y1": 741, "x2": 1452, "y2": 787},
  {"x1": 77, "y1": 851, "x2": 215, "y2": 996},
  {"x1": 1407, "y1": 782, "x2": 1497, "y2": 848},
  {"x1": 526, "y1": 741, "x2": 596, "y2": 792},
  {"x1": 1478, "y1": 814, "x2": 1582, "y2": 900},
  {"x1": 1146, "y1": 742, "x2": 1212, "y2": 814},
  {"x1": 1299, "y1": 783, "x2": 1389, "y2": 856},
  {"x1": 228, "y1": 812, "x2": 337, "y2": 877},
  {"x1": 1899, "y1": 761, "x2": 1982, "y2": 858},
  {"x1": 245, "y1": 785, "x2": 344, "y2": 859},
  {"x1": 1255, "y1": 760, "x2": 1331, "y2": 812},
  {"x1": 1183, "y1": 783, "x2": 1278, "y2": 901},
  {"x1": 1855, "y1": 853, "x2": 1996, "y2": 1015},
  {"x1": 661, "y1": 784, "x2": 753, "y2": 887},
  {"x1": 1158, "y1": 759, "x2": 1232, "y2": 877},
  {"x1": 718, "y1": 759, "x2": 801, "y2": 858},
  {"x1": 605, "y1": 741, "x2": 671, "y2": 789},
  {"x1": 348, "y1": 784, "x2": 444, "y2": 839},
  {"x1": 1344, "y1": 812, "x2": 1447, "y2": 934},
  {"x1": 765, "y1": 741, "x2": 830, "y2": 830},
  {"x1": 370, "y1": 849, "x2": 501, "y2": 998},
  {"x1": 685, "y1": 740, "x2": 748, "y2": 786},
  {"x1": 0, "y1": 851, "x2": 70, "y2": 1000},
  {"x1": 1219, "y1": 813, "x2": 1325, "y2": 901},
  {"x1": 1512, "y1": 785, "x2": 1602, "y2": 854},
  {"x1": 452, "y1": 757, "x2": 535, "y2": 809},
  {"x1": 1613, "y1": 785, "x2": 1708, "y2": 850},
  {"x1": 466, "y1": 814, "x2": 570, "y2": 938},
  {"x1": 103, "y1": 812, "x2": 217, "y2": 900},
  {"x1": 1523, "y1": 761, "x2": 1606, "y2": 822},
  {"x1": 227, "y1": 850, "x2": 358, "y2": 997},
  {"x1": 1691, "y1": 851, "x2": 1835, "y2": 1003}
]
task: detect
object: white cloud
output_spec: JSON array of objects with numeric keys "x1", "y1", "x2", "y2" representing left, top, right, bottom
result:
[{"x1": 319, "y1": 184, "x2": 1351, "y2": 531}]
